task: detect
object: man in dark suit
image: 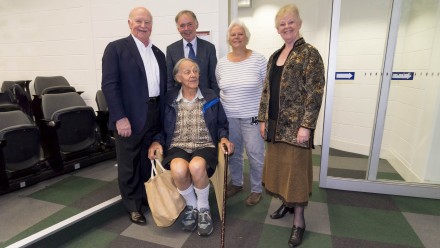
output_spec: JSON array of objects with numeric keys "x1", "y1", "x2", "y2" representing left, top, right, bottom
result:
[
  {"x1": 166, "y1": 10, "x2": 219, "y2": 94},
  {"x1": 101, "y1": 6, "x2": 166, "y2": 225}
]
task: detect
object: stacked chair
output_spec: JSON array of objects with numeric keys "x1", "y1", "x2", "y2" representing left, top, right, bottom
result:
[
  {"x1": 2, "y1": 82, "x2": 33, "y2": 117},
  {"x1": 0, "y1": 88, "x2": 16, "y2": 106},
  {"x1": 0, "y1": 76, "x2": 116, "y2": 195},
  {"x1": 32, "y1": 76, "x2": 114, "y2": 173},
  {"x1": 38, "y1": 91, "x2": 99, "y2": 170},
  {"x1": 31, "y1": 76, "x2": 77, "y2": 121},
  {"x1": 0, "y1": 81, "x2": 45, "y2": 193}
]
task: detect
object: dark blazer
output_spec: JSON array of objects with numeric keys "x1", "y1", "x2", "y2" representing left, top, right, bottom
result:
[
  {"x1": 154, "y1": 87, "x2": 228, "y2": 151},
  {"x1": 101, "y1": 35, "x2": 167, "y2": 134},
  {"x1": 166, "y1": 37, "x2": 219, "y2": 94}
]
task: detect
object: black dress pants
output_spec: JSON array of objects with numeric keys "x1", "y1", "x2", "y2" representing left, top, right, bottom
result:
[{"x1": 115, "y1": 102, "x2": 160, "y2": 212}]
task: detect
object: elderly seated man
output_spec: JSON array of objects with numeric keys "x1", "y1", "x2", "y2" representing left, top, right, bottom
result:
[{"x1": 148, "y1": 58, "x2": 233, "y2": 236}]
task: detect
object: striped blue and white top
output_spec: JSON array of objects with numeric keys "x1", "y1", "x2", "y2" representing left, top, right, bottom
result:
[{"x1": 216, "y1": 51, "x2": 267, "y2": 118}]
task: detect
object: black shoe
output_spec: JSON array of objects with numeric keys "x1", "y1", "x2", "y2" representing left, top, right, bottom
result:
[
  {"x1": 288, "y1": 225, "x2": 305, "y2": 247},
  {"x1": 270, "y1": 204, "x2": 294, "y2": 219},
  {"x1": 130, "y1": 211, "x2": 146, "y2": 225}
]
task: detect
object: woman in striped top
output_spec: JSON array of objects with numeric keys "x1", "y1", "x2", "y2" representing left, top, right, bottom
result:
[{"x1": 216, "y1": 19, "x2": 267, "y2": 206}]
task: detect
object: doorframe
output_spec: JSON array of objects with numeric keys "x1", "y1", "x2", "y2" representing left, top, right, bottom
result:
[{"x1": 319, "y1": 0, "x2": 440, "y2": 199}]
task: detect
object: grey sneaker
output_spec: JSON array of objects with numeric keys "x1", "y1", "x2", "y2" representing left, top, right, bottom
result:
[
  {"x1": 197, "y1": 208, "x2": 213, "y2": 236},
  {"x1": 182, "y1": 206, "x2": 198, "y2": 231}
]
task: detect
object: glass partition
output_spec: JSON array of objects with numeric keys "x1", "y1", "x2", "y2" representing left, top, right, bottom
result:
[
  {"x1": 327, "y1": 0, "x2": 393, "y2": 180},
  {"x1": 379, "y1": 0, "x2": 440, "y2": 185},
  {"x1": 320, "y1": 0, "x2": 440, "y2": 199}
]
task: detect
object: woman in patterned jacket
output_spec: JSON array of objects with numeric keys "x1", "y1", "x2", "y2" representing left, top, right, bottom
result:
[{"x1": 258, "y1": 4, "x2": 325, "y2": 247}]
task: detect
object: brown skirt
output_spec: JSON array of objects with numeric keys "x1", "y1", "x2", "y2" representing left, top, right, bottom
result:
[{"x1": 262, "y1": 142, "x2": 312, "y2": 207}]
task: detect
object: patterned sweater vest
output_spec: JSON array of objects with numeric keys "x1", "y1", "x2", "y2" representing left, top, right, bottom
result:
[{"x1": 170, "y1": 99, "x2": 215, "y2": 153}]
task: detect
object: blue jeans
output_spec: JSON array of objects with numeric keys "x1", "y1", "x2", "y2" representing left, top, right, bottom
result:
[{"x1": 228, "y1": 117, "x2": 264, "y2": 193}]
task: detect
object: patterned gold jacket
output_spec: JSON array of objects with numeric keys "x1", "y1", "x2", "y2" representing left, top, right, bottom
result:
[{"x1": 258, "y1": 37, "x2": 325, "y2": 148}]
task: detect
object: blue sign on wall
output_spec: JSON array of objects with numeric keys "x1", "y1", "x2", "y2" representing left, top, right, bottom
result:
[
  {"x1": 335, "y1": 72, "x2": 355, "y2": 80},
  {"x1": 391, "y1": 72, "x2": 414, "y2": 80}
]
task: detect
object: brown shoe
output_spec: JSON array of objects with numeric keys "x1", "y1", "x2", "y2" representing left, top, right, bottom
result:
[
  {"x1": 245, "y1": 192, "x2": 262, "y2": 206},
  {"x1": 226, "y1": 184, "x2": 243, "y2": 198}
]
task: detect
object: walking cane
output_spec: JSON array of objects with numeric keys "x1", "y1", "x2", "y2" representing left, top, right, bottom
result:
[{"x1": 221, "y1": 144, "x2": 229, "y2": 248}]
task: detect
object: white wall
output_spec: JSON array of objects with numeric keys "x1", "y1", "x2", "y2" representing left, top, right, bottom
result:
[
  {"x1": 0, "y1": 0, "x2": 227, "y2": 109},
  {"x1": 237, "y1": 0, "x2": 331, "y2": 60},
  {"x1": 424, "y1": 2, "x2": 440, "y2": 182},
  {"x1": 385, "y1": 0, "x2": 440, "y2": 183}
]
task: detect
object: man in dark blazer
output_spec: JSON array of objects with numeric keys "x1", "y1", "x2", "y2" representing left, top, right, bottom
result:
[
  {"x1": 101, "y1": 6, "x2": 167, "y2": 225},
  {"x1": 166, "y1": 10, "x2": 219, "y2": 94}
]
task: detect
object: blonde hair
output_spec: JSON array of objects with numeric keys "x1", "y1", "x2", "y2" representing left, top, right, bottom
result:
[{"x1": 275, "y1": 4, "x2": 302, "y2": 28}]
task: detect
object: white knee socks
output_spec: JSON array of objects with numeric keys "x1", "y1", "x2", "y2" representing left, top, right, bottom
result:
[
  {"x1": 178, "y1": 184, "x2": 197, "y2": 209},
  {"x1": 195, "y1": 184, "x2": 210, "y2": 210},
  {"x1": 178, "y1": 184, "x2": 210, "y2": 211}
]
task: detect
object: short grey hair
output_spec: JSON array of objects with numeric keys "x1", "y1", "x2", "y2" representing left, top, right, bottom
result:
[
  {"x1": 173, "y1": 58, "x2": 200, "y2": 81},
  {"x1": 227, "y1": 19, "x2": 251, "y2": 45},
  {"x1": 175, "y1": 10, "x2": 198, "y2": 25}
]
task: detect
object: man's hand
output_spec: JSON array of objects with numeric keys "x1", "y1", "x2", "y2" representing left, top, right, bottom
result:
[{"x1": 116, "y1": 117, "x2": 132, "y2": 137}]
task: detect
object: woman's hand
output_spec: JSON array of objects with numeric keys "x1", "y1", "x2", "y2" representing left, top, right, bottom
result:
[
  {"x1": 148, "y1": 142, "x2": 163, "y2": 160},
  {"x1": 260, "y1": 122, "x2": 265, "y2": 139},
  {"x1": 220, "y1": 137, "x2": 234, "y2": 155},
  {"x1": 296, "y1": 127, "x2": 311, "y2": 144}
]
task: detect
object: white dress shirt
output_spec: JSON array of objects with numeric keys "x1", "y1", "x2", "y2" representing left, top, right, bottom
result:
[{"x1": 132, "y1": 34, "x2": 160, "y2": 97}]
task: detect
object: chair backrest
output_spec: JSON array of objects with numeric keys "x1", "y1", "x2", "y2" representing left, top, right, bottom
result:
[
  {"x1": 0, "y1": 110, "x2": 32, "y2": 131},
  {"x1": 34, "y1": 76, "x2": 70, "y2": 96},
  {"x1": 0, "y1": 110, "x2": 40, "y2": 171},
  {"x1": 0, "y1": 91, "x2": 15, "y2": 105},
  {"x1": 52, "y1": 106, "x2": 96, "y2": 152},
  {"x1": 95, "y1": 90, "x2": 108, "y2": 111},
  {"x1": 1, "y1": 81, "x2": 15, "y2": 93},
  {"x1": 0, "y1": 104, "x2": 21, "y2": 113},
  {"x1": 10, "y1": 84, "x2": 32, "y2": 117},
  {"x1": 41, "y1": 86, "x2": 76, "y2": 95},
  {"x1": 41, "y1": 92, "x2": 97, "y2": 153},
  {"x1": 42, "y1": 92, "x2": 87, "y2": 119}
]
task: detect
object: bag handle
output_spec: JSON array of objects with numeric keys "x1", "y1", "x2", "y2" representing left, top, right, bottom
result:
[
  {"x1": 155, "y1": 159, "x2": 166, "y2": 172},
  {"x1": 150, "y1": 159, "x2": 158, "y2": 177},
  {"x1": 150, "y1": 159, "x2": 167, "y2": 177}
]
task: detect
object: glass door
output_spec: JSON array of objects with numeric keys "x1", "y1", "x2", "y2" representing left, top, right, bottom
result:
[{"x1": 320, "y1": 0, "x2": 440, "y2": 199}]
